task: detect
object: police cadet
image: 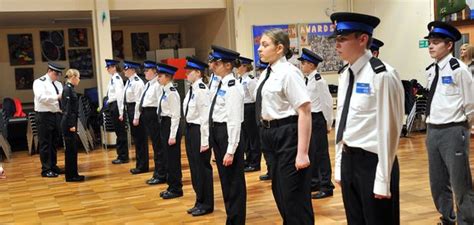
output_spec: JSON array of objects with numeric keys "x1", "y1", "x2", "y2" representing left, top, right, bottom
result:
[
  {"x1": 183, "y1": 56, "x2": 214, "y2": 216},
  {"x1": 236, "y1": 56, "x2": 261, "y2": 173},
  {"x1": 331, "y1": 12, "x2": 404, "y2": 225},
  {"x1": 297, "y1": 48, "x2": 335, "y2": 199},
  {"x1": 208, "y1": 53, "x2": 222, "y2": 96},
  {"x1": 370, "y1": 38, "x2": 384, "y2": 58},
  {"x1": 123, "y1": 61, "x2": 147, "y2": 174},
  {"x1": 254, "y1": 60, "x2": 274, "y2": 181},
  {"x1": 423, "y1": 21, "x2": 474, "y2": 225},
  {"x1": 256, "y1": 28, "x2": 313, "y2": 225},
  {"x1": 61, "y1": 69, "x2": 84, "y2": 182},
  {"x1": 137, "y1": 62, "x2": 167, "y2": 185},
  {"x1": 105, "y1": 59, "x2": 129, "y2": 164},
  {"x1": 33, "y1": 62, "x2": 65, "y2": 178},
  {"x1": 156, "y1": 63, "x2": 183, "y2": 199},
  {"x1": 208, "y1": 45, "x2": 246, "y2": 224}
]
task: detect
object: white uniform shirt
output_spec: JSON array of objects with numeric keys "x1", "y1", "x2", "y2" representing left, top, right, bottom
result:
[
  {"x1": 425, "y1": 54, "x2": 474, "y2": 125},
  {"x1": 183, "y1": 78, "x2": 211, "y2": 146},
  {"x1": 123, "y1": 74, "x2": 145, "y2": 119},
  {"x1": 305, "y1": 70, "x2": 333, "y2": 130},
  {"x1": 334, "y1": 50, "x2": 404, "y2": 196},
  {"x1": 107, "y1": 73, "x2": 125, "y2": 116},
  {"x1": 135, "y1": 77, "x2": 161, "y2": 120},
  {"x1": 157, "y1": 82, "x2": 181, "y2": 139},
  {"x1": 211, "y1": 74, "x2": 244, "y2": 154},
  {"x1": 255, "y1": 56, "x2": 310, "y2": 120},
  {"x1": 208, "y1": 73, "x2": 222, "y2": 97},
  {"x1": 238, "y1": 72, "x2": 257, "y2": 104},
  {"x1": 33, "y1": 74, "x2": 63, "y2": 113}
]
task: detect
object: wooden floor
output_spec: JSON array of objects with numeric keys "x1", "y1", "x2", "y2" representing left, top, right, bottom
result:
[{"x1": 0, "y1": 132, "x2": 473, "y2": 224}]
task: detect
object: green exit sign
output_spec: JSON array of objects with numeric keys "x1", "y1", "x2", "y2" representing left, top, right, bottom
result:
[{"x1": 419, "y1": 40, "x2": 429, "y2": 48}]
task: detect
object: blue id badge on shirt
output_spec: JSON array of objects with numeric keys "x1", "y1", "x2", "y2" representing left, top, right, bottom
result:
[
  {"x1": 218, "y1": 89, "x2": 226, "y2": 96},
  {"x1": 442, "y1": 76, "x2": 453, "y2": 84},
  {"x1": 191, "y1": 94, "x2": 195, "y2": 99},
  {"x1": 213, "y1": 76, "x2": 218, "y2": 81},
  {"x1": 161, "y1": 94, "x2": 167, "y2": 100},
  {"x1": 355, "y1": 83, "x2": 370, "y2": 94}
]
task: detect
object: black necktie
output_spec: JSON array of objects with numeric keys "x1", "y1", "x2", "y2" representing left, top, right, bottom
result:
[
  {"x1": 158, "y1": 91, "x2": 164, "y2": 123},
  {"x1": 209, "y1": 81, "x2": 222, "y2": 125},
  {"x1": 52, "y1": 81, "x2": 61, "y2": 106},
  {"x1": 239, "y1": 77, "x2": 242, "y2": 83},
  {"x1": 138, "y1": 82, "x2": 150, "y2": 112},
  {"x1": 255, "y1": 67, "x2": 272, "y2": 124},
  {"x1": 209, "y1": 74, "x2": 214, "y2": 88},
  {"x1": 184, "y1": 86, "x2": 193, "y2": 119},
  {"x1": 336, "y1": 68, "x2": 355, "y2": 143},
  {"x1": 124, "y1": 80, "x2": 130, "y2": 104},
  {"x1": 426, "y1": 64, "x2": 439, "y2": 117},
  {"x1": 304, "y1": 76, "x2": 308, "y2": 85}
]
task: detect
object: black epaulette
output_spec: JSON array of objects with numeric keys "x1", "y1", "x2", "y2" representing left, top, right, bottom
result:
[
  {"x1": 249, "y1": 75, "x2": 254, "y2": 79},
  {"x1": 39, "y1": 77, "x2": 46, "y2": 81},
  {"x1": 426, "y1": 63, "x2": 434, "y2": 71},
  {"x1": 115, "y1": 75, "x2": 120, "y2": 79},
  {"x1": 369, "y1": 57, "x2": 387, "y2": 74},
  {"x1": 449, "y1": 58, "x2": 460, "y2": 70},
  {"x1": 170, "y1": 86, "x2": 176, "y2": 91},
  {"x1": 338, "y1": 64, "x2": 349, "y2": 74},
  {"x1": 228, "y1": 79, "x2": 235, "y2": 87},
  {"x1": 199, "y1": 83, "x2": 206, "y2": 89},
  {"x1": 67, "y1": 83, "x2": 72, "y2": 87},
  {"x1": 134, "y1": 76, "x2": 139, "y2": 81},
  {"x1": 315, "y1": 73, "x2": 321, "y2": 81}
]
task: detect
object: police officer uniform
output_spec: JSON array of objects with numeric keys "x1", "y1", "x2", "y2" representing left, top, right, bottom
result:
[
  {"x1": 33, "y1": 62, "x2": 65, "y2": 177},
  {"x1": 124, "y1": 61, "x2": 147, "y2": 174},
  {"x1": 424, "y1": 21, "x2": 474, "y2": 225},
  {"x1": 208, "y1": 45, "x2": 246, "y2": 225},
  {"x1": 297, "y1": 48, "x2": 335, "y2": 199},
  {"x1": 136, "y1": 67, "x2": 166, "y2": 185},
  {"x1": 237, "y1": 56, "x2": 261, "y2": 173},
  {"x1": 61, "y1": 81, "x2": 84, "y2": 182},
  {"x1": 256, "y1": 55, "x2": 314, "y2": 225},
  {"x1": 183, "y1": 56, "x2": 214, "y2": 216},
  {"x1": 106, "y1": 59, "x2": 129, "y2": 164},
  {"x1": 331, "y1": 12, "x2": 404, "y2": 225},
  {"x1": 370, "y1": 38, "x2": 384, "y2": 57},
  {"x1": 156, "y1": 63, "x2": 183, "y2": 199}
]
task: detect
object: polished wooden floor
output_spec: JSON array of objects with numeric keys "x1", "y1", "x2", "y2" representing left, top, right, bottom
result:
[{"x1": 0, "y1": 132, "x2": 473, "y2": 224}]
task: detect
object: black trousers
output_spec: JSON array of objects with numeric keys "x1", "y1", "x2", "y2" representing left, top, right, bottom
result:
[
  {"x1": 62, "y1": 129, "x2": 79, "y2": 179},
  {"x1": 260, "y1": 119, "x2": 314, "y2": 225},
  {"x1": 141, "y1": 107, "x2": 167, "y2": 179},
  {"x1": 341, "y1": 146, "x2": 400, "y2": 225},
  {"x1": 185, "y1": 123, "x2": 213, "y2": 210},
  {"x1": 260, "y1": 131, "x2": 275, "y2": 177},
  {"x1": 210, "y1": 123, "x2": 246, "y2": 225},
  {"x1": 242, "y1": 103, "x2": 261, "y2": 168},
  {"x1": 126, "y1": 103, "x2": 149, "y2": 171},
  {"x1": 159, "y1": 116, "x2": 182, "y2": 193},
  {"x1": 109, "y1": 101, "x2": 129, "y2": 160},
  {"x1": 37, "y1": 112, "x2": 61, "y2": 174},
  {"x1": 309, "y1": 112, "x2": 334, "y2": 192}
]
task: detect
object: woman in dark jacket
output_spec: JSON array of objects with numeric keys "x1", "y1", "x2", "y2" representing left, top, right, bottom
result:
[{"x1": 61, "y1": 69, "x2": 84, "y2": 182}]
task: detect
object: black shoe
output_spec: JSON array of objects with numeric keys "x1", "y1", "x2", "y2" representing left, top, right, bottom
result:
[
  {"x1": 41, "y1": 171, "x2": 59, "y2": 178},
  {"x1": 66, "y1": 175, "x2": 85, "y2": 182},
  {"x1": 244, "y1": 166, "x2": 260, "y2": 172},
  {"x1": 187, "y1": 206, "x2": 198, "y2": 214},
  {"x1": 52, "y1": 167, "x2": 65, "y2": 174},
  {"x1": 312, "y1": 190, "x2": 333, "y2": 199},
  {"x1": 161, "y1": 190, "x2": 183, "y2": 199},
  {"x1": 191, "y1": 208, "x2": 213, "y2": 216},
  {"x1": 130, "y1": 168, "x2": 148, "y2": 174},
  {"x1": 112, "y1": 159, "x2": 129, "y2": 164},
  {"x1": 259, "y1": 173, "x2": 271, "y2": 181},
  {"x1": 147, "y1": 177, "x2": 166, "y2": 185}
]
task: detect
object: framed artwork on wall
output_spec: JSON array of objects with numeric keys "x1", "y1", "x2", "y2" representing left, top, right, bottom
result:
[
  {"x1": 112, "y1": 30, "x2": 124, "y2": 59},
  {"x1": 7, "y1": 34, "x2": 35, "y2": 66},
  {"x1": 68, "y1": 28, "x2": 88, "y2": 47},
  {"x1": 15, "y1": 68, "x2": 34, "y2": 90},
  {"x1": 131, "y1": 32, "x2": 149, "y2": 60},
  {"x1": 68, "y1": 49, "x2": 94, "y2": 79},
  {"x1": 40, "y1": 30, "x2": 66, "y2": 62}
]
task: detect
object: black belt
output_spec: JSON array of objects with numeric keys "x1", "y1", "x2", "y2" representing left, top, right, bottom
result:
[
  {"x1": 37, "y1": 111, "x2": 61, "y2": 115},
  {"x1": 427, "y1": 121, "x2": 469, "y2": 129},
  {"x1": 126, "y1": 102, "x2": 136, "y2": 106},
  {"x1": 244, "y1": 103, "x2": 255, "y2": 106},
  {"x1": 186, "y1": 122, "x2": 199, "y2": 127},
  {"x1": 260, "y1": 116, "x2": 298, "y2": 129},
  {"x1": 160, "y1": 116, "x2": 171, "y2": 120},
  {"x1": 212, "y1": 122, "x2": 227, "y2": 127},
  {"x1": 343, "y1": 145, "x2": 369, "y2": 155},
  {"x1": 311, "y1": 112, "x2": 323, "y2": 117},
  {"x1": 142, "y1": 107, "x2": 157, "y2": 112}
]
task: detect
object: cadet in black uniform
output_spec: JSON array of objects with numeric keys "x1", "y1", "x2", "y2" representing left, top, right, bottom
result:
[
  {"x1": 156, "y1": 63, "x2": 183, "y2": 199},
  {"x1": 208, "y1": 45, "x2": 246, "y2": 225},
  {"x1": 256, "y1": 28, "x2": 313, "y2": 225},
  {"x1": 61, "y1": 69, "x2": 84, "y2": 182},
  {"x1": 183, "y1": 56, "x2": 214, "y2": 216},
  {"x1": 105, "y1": 59, "x2": 129, "y2": 164},
  {"x1": 33, "y1": 62, "x2": 65, "y2": 177},
  {"x1": 124, "y1": 61, "x2": 147, "y2": 174},
  {"x1": 370, "y1": 38, "x2": 384, "y2": 58}
]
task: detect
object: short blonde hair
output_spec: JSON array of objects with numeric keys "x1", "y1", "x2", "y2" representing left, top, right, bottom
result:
[{"x1": 65, "y1": 69, "x2": 80, "y2": 80}]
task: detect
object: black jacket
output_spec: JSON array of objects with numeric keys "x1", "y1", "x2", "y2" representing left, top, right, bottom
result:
[{"x1": 61, "y1": 82, "x2": 79, "y2": 132}]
